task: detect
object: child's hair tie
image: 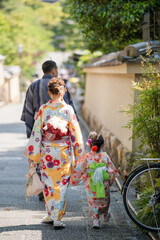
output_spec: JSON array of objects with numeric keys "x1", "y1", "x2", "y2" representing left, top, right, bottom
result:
[
  {"x1": 88, "y1": 139, "x2": 92, "y2": 144},
  {"x1": 91, "y1": 145, "x2": 98, "y2": 152},
  {"x1": 86, "y1": 138, "x2": 92, "y2": 147}
]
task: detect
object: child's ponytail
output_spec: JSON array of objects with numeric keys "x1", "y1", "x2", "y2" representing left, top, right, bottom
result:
[{"x1": 87, "y1": 131, "x2": 104, "y2": 152}]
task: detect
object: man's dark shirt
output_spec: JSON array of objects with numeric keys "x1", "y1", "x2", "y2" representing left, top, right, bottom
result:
[{"x1": 21, "y1": 74, "x2": 78, "y2": 138}]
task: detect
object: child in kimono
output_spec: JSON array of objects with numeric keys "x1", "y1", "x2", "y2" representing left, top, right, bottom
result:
[{"x1": 70, "y1": 131, "x2": 119, "y2": 229}]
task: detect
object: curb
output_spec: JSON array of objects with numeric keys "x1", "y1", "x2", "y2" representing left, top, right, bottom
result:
[{"x1": 79, "y1": 115, "x2": 90, "y2": 134}]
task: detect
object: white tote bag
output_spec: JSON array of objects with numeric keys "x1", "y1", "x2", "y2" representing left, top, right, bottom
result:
[{"x1": 26, "y1": 163, "x2": 44, "y2": 198}]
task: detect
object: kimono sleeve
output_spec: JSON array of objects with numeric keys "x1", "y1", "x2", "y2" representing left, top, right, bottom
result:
[
  {"x1": 23, "y1": 106, "x2": 44, "y2": 163},
  {"x1": 21, "y1": 84, "x2": 34, "y2": 138},
  {"x1": 68, "y1": 106, "x2": 84, "y2": 163},
  {"x1": 103, "y1": 153, "x2": 119, "y2": 186},
  {"x1": 70, "y1": 154, "x2": 88, "y2": 185}
]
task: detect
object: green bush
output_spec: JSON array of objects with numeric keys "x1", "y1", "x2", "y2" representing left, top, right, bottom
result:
[
  {"x1": 135, "y1": 178, "x2": 160, "y2": 228},
  {"x1": 124, "y1": 44, "x2": 160, "y2": 157}
]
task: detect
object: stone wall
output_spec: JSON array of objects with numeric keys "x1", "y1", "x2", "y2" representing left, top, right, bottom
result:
[{"x1": 82, "y1": 104, "x2": 131, "y2": 178}]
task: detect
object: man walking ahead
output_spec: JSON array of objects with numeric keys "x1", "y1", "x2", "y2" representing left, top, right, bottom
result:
[
  {"x1": 21, "y1": 60, "x2": 78, "y2": 200},
  {"x1": 21, "y1": 60, "x2": 78, "y2": 138}
]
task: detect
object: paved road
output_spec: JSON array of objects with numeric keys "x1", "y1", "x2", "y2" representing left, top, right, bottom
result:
[{"x1": 0, "y1": 102, "x2": 151, "y2": 240}]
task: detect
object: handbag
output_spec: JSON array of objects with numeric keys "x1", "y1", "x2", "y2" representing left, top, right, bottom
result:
[{"x1": 25, "y1": 162, "x2": 44, "y2": 199}]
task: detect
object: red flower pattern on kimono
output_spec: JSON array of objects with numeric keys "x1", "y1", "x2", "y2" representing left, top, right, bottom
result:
[
  {"x1": 28, "y1": 145, "x2": 34, "y2": 152},
  {"x1": 45, "y1": 155, "x2": 52, "y2": 162},
  {"x1": 53, "y1": 159, "x2": 60, "y2": 166},
  {"x1": 36, "y1": 109, "x2": 42, "y2": 120},
  {"x1": 62, "y1": 179, "x2": 68, "y2": 185},
  {"x1": 44, "y1": 189, "x2": 49, "y2": 197}
]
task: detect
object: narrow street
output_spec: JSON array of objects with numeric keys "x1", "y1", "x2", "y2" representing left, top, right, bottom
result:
[{"x1": 0, "y1": 102, "x2": 151, "y2": 240}]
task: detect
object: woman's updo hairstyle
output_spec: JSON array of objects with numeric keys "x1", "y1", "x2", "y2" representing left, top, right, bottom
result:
[
  {"x1": 88, "y1": 131, "x2": 104, "y2": 152},
  {"x1": 48, "y1": 77, "x2": 66, "y2": 96}
]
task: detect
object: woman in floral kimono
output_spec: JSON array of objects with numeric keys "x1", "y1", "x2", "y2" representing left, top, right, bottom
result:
[
  {"x1": 70, "y1": 131, "x2": 119, "y2": 229},
  {"x1": 24, "y1": 78, "x2": 83, "y2": 229}
]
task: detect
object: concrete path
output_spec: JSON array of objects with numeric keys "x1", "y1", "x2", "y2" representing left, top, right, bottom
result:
[{"x1": 0, "y1": 102, "x2": 151, "y2": 240}]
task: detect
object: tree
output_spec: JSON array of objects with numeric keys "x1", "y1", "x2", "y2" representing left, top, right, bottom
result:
[
  {"x1": 52, "y1": 0, "x2": 87, "y2": 52},
  {"x1": 68, "y1": 0, "x2": 160, "y2": 52},
  {"x1": 0, "y1": 0, "x2": 63, "y2": 78},
  {"x1": 124, "y1": 44, "x2": 160, "y2": 157},
  {"x1": 0, "y1": 12, "x2": 15, "y2": 61}
]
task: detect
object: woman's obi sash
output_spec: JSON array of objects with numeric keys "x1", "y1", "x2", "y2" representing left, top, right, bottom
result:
[
  {"x1": 42, "y1": 117, "x2": 69, "y2": 142},
  {"x1": 87, "y1": 162, "x2": 110, "y2": 198},
  {"x1": 42, "y1": 130, "x2": 70, "y2": 143},
  {"x1": 42, "y1": 120, "x2": 69, "y2": 142}
]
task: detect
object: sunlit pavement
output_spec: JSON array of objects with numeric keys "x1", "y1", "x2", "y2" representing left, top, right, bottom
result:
[{"x1": 0, "y1": 101, "x2": 150, "y2": 240}]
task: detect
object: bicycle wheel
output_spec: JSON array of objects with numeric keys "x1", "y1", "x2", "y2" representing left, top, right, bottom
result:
[{"x1": 123, "y1": 163, "x2": 160, "y2": 232}]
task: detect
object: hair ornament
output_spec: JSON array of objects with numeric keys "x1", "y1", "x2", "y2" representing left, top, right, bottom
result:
[
  {"x1": 91, "y1": 145, "x2": 98, "y2": 152},
  {"x1": 86, "y1": 138, "x2": 92, "y2": 147},
  {"x1": 88, "y1": 139, "x2": 92, "y2": 144}
]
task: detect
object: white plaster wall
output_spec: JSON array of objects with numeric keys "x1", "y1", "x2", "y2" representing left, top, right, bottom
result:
[
  {"x1": 84, "y1": 72, "x2": 134, "y2": 151},
  {"x1": 0, "y1": 61, "x2": 4, "y2": 86},
  {"x1": 0, "y1": 60, "x2": 5, "y2": 101},
  {"x1": 9, "y1": 74, "x2": 20, "y2": 102}
]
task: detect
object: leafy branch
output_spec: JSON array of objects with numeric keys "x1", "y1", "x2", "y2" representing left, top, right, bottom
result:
[{"x1": 123, "y1": 44, "x2": 160, "y2": 157}]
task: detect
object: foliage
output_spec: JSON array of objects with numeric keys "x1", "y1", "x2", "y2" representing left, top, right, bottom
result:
[
  {"x1": 68, "y1": 0, "x2": 160, "y2": 52},
  {"x1": 52, "y1": 0, "x2": 87, "y2": 52},
  {"x1": 0, "y1": 0, "x2": 63, "y2": 78},
  {"x1": 73, "y1": 50, "x2": 103, "y2": 95},
  {"x1": 135, "y1": 178, "x2": 160, "y2": 228},
  {"x1": 77, "y1": 50, "x2": 102, "y2": 68},
  {"x1": 0, "y1": 12, "x2": 14, "y2": 61},
  {"x1": 123, "y1": 44, "x2": 160, "y2": 157}
]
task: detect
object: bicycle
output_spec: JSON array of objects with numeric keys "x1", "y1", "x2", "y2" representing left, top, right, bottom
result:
[{"x1": 122, "y1": 158, "x2": 160, "y2": 233}]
